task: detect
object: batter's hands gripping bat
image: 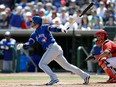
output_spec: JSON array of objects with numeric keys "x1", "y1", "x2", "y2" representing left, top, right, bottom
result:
[
  {"x1": 17, "y1": 43, "x2": 24, "y2": 50},
  {"x1": 79, "y1": 2, "x2": 94, "y2": 17}
]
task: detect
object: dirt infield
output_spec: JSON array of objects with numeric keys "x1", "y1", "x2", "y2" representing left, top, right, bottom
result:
[{"x1": 0, "y1": 72, "x2": 116, "y2": 87}]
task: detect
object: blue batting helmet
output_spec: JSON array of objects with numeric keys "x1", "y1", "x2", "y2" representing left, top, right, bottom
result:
[{"x1": 32, "y1": 16, "x2": 42, "y2": 24}]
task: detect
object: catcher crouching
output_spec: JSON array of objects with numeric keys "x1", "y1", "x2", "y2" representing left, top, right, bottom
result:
[{"x1": 91, "y1": 29, "x2": 116, "y2": 83}]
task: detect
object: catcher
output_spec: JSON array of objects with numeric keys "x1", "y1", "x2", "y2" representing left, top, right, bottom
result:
[{"x1": 87, "y1": 29, "x2": 116, "y2": 83}]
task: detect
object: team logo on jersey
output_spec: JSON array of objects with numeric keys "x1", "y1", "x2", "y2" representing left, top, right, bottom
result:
[{"x1": 36, "y1": 34, "x2": 47, "y2": 41}]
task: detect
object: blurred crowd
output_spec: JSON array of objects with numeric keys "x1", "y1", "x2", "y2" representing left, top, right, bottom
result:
[{"x1": 0, "y1": 0, "x2": 116, "y2": 30}]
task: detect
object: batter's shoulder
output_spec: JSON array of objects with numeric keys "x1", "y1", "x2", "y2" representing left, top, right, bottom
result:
[
  {"x1": 42, "y1": 24, "x2": 50, "y2": 30},
  {"x1": 30, "y1": 32, "x2": 36, "y2": 37},
  {"x1": 42, "y1": 24, "x2": 49, "y2": 27}
]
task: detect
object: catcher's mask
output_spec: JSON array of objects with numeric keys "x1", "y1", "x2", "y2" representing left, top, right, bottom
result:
[{"x1": 94, "y1": 29, "x2": 108, "y2": 46}]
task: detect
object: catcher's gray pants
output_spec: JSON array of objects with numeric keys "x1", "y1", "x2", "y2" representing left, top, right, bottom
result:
[
  {"x1": 39, "y1": 42, "x2": 89, "y2": 80},
  {"x1": 106, "y1": 57, "x2": 116, "y2": 68}
]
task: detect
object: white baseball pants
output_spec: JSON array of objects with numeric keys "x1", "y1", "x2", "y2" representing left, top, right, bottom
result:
[{"x1": 39, "y1": 42, "x2": 89, "y2": 80}]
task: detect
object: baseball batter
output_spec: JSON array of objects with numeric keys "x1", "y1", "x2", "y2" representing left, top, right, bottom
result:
[
  {"x1": 18, "y1": 16, "x2": 90, "y2": 85},
  {"x1": 94, "y1": 29, "x2": 116, "y2": 83}
]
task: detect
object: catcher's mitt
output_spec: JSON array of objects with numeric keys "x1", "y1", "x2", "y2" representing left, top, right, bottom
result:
[{"x1": 85, "y1": 55, "x2": 95, "y2": 61}]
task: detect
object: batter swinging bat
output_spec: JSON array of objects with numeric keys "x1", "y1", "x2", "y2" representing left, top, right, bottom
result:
[{"x1": 79, "y1": 2, "x2": 94, "y2": 17}]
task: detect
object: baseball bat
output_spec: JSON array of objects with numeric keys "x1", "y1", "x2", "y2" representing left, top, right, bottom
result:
[
  {"x1": 66, "y1": 3, "x2": 93, "y2": 30},
  {"x1": 79, "y1": 2, "x2": 94, "y2": 17},
  {"x1": 22, "y1": 48, "x2": 38, "y2": 72}
]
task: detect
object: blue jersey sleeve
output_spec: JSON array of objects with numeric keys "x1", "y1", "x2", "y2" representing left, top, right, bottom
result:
[
  {"x1": 48, "y1": 25, "x2": 62, "y2": 32},
  {"x1": 90, "y1": 45, "x2": 101, "y2": 55},
  {"x1": 24, "y1": 32, "x2": 36, "y2": 48}
]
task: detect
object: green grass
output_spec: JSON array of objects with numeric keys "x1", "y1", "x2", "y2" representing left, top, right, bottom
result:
[
  {"x1": 0, "y1": 76, "x2": 47, "y2": 80},
  {"x1": 0, "y1": 75, "x2": 108, "y2": 81}
]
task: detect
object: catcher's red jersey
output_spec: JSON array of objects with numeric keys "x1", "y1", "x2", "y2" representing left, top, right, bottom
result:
[{"x1": 102, "y1": 40, "x2": 116, "y2": 57}]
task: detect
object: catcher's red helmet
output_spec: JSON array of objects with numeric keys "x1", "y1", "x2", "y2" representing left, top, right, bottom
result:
[{"x1": 94, "y1": 29, "x2": 108, "y2": 45}]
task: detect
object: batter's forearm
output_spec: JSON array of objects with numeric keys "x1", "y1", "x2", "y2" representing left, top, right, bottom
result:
[{"x1": 48, "y1": 27, "x2": 62, "y2": 32}]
